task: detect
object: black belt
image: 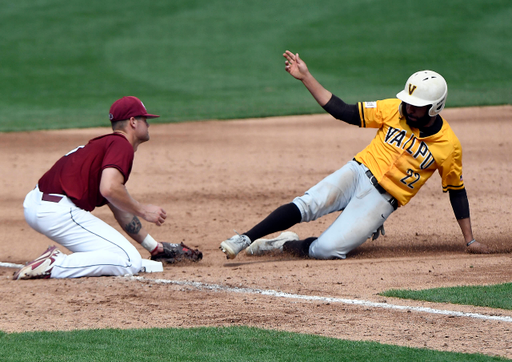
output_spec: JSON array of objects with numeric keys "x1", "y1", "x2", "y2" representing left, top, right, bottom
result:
[
  {"x1": 353, "y1": 159, "x2": 398, "y2": 210},
  {"x1": 365, "y1": 170, "x2": 388, "y2": 194}
]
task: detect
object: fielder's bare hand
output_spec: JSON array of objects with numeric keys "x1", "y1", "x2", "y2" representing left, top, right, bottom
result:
[
  {"x1": 467, "y1": 240, "x2": 491, "y2": 254},
  {"x1": 283, "y1": 50, "x2": 310, "y2": 80},
  {"x1": 142, "y1": 204, "x2": 167, "y2": 226}
]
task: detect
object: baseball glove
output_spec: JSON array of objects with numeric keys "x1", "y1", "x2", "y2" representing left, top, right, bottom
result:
[{"x1": 151, "y1": 242, "x2": 203, "y2": 264}]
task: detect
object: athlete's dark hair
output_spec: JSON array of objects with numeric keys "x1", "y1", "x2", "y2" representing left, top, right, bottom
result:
[
  {"x1": 111, "y1": 119, "x2": 129, "y2": 131},
  {"x1": 111, "y1": 116, "x2": 145, "y2": 131}
]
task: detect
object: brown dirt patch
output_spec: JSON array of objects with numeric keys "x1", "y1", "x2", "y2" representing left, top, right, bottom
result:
[{"x1": 1, "y1": 106, "x2": 512, "y2": 358}]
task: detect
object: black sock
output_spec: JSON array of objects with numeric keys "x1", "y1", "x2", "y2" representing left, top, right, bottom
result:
[
  {"x1": 283, "y1": 237, "x2": 316, "y2": 258},
  {"x1": 244, "y1": 203, "x2": 302, "y2": 242}
]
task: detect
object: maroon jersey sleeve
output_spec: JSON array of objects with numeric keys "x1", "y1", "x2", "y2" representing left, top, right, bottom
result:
[
  {"x1": 38, "y1": 133, "x2": 134, "y2": 211},
  {"x1": 101, "y1": 136, "x2": 134, "y2": 183}
]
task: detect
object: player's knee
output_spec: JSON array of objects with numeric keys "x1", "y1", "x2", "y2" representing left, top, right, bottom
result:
[
  {"x1": 118, "y1": 243, "x2": 142, "y2": 275},
  {"x1": 308, "y1": 239, "x2": 348, "y2": 260}
]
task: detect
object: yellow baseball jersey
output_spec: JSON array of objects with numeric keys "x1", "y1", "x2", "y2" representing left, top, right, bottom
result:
[{"x1": 353, "y1": 98, "x2": 464, "y2": 207}]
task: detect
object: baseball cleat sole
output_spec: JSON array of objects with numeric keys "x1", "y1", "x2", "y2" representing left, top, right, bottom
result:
[
  {"x1": 219, "y1": 242, "x2": 236, "y2": 259},
  {"x1": 219, "y1": 234, "x2": 251, "y2": 259}
]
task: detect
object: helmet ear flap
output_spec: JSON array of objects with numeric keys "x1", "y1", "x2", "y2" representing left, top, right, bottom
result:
[{"x1": 429, "y1": 95, "x2": 447, "y2": 117}]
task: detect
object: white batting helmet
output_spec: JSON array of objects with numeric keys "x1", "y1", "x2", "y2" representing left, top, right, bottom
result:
[{"x1": 396, "y1": 70, "x2": 448, "y2": 117}]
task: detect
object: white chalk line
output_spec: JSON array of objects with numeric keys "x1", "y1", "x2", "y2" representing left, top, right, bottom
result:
[
  {"x1": 0, "y1": 262, "x2": 24, "y2": 269},
  {"x1": 3, "y1": 261, "x2": 510, "y2": 324},
  {"x1": 129, "y1": 276, "x2": 512, "y2": 324}
]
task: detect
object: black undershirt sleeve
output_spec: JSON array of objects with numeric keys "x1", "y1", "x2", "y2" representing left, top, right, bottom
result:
[
  {"x1": 449, "y1": 188, "x2": 470, "y2": 220},
  {"x1": 322, "y1": 94, "x2": 360, "y2": 126}
]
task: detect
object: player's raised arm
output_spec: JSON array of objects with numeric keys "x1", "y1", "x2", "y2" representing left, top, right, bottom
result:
[
  {"x1": 284, "y1": 50, "x2": 360, "y2": 126},
  {"x1": 283, "y1": 50, "x2": 332, "y2": 106}
]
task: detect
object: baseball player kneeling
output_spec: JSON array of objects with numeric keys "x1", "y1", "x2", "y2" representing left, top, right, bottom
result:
[
  {"x1": 220, "y1": 50, "x2": 490, "y2": 260},
  {"x1": 14, "y1": 97, "x2": 170, "y2": 280}
]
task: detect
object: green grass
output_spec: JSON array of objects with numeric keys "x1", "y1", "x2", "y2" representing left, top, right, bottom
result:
[
  {"x1": 380, "y1": 282, "x2": 512, "y2": 310},
  {"x1": 0, "y1": 326, "x2": 507, "y2": 361},
  {"x1": 1, "y1": 0, "x2": 511, "y2": 131}
]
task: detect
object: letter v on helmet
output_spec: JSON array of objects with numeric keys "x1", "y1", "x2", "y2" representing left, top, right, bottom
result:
[{"x1": 408, "y1": 84, "x2": 417, "y2": 95}]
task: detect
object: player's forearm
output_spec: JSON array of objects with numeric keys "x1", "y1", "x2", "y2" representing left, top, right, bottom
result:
[
  {"x1": 449, "y1": 189, "x2": 475, "y2": 244},
  {"x1": 102, "y1": 183, "x2": 146, "y2": 219},
  {"x1": 457, "y1": 217, "x2": 490, "y2": 253},
  {"x1": 456, "y1": 217, "x2": 474, "y2": 244},
  {"x1": 108, "y1": 203, "x2": 163, "y2": 254},
  {"x1": 121, "y1": 216, "x2": 148, "y2": 243},
  {"x1": 301, "y1": 73, "x2": 332, "y2": 106},
  {"x1": 108, "y1": 203, "x2": 148, "y2": 242},
  {"x1": 102, "y1": 179, "x2": 166, "y2": 226}
]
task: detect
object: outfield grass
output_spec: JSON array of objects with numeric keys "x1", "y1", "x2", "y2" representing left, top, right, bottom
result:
[
  {"x1": 0, "y1": 326, "x2": 508, "y2": 361},
  {"x1": 1, "y1": 0, "x2": 511, "y2": 131}
]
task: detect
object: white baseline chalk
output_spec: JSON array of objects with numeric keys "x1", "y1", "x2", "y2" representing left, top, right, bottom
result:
[
  {"x1": 129, "y1": 276, "x2": 512, "y2": 324},
  {"x1": 0, "y1": 262, "x2": 24, "y2": 269}
]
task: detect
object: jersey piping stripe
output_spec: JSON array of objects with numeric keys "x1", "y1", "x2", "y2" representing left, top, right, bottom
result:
[
  {"x1": 443, "y1": 184, "x2": 465, "y2": 190},
  {"x1": 53, "y1": 263, "x2": 131, "y2": 271},
  {"x1": 68, "y1": 208, "x2": 132, "y2": 262},
  {"x1": 359, "y1": 102, "x2": 366, "y2": 128}
]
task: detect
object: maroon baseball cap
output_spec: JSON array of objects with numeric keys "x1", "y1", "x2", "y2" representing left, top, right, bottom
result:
[{"x1": 109, "y1": 96, "x2": 160, "y2": 122}]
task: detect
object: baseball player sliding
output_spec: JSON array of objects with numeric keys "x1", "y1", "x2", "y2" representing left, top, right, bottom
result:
[
  {"x1": 220, "y1": 50, "x2": 490, "y2": 260},
  {"x1": 14, "y1": 97, "x2": 169, "y2": 279}
]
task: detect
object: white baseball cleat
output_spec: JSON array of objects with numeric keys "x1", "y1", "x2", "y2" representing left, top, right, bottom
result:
[
  {"x1": 219, "y1": 234, "x2": 251, "y2": 259},
  {"x1": 245, "y1": 231, "x2": 299, "y2": 256},
  {"x1": 13, "y1": 246, "x2": 61, "y2": 280}
]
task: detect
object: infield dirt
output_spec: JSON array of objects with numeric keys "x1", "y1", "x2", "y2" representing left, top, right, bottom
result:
[{"x1": 1, "y1": 106, "x2": 512, "y2": 358}]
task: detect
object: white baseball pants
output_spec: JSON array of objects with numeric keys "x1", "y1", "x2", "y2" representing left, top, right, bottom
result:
[
  {"x1": 292, "y1": 160, "x2": 396, "y2": 259},
  {"x1": 23, "y1": 186, "x2": 142, "y2": 278}
]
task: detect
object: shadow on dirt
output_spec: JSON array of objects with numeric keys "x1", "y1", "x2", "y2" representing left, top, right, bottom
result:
[
  {"x1": 350, "y1": 239, "x2": 511, "y2": 259},
  {"x1": 222, "y1": 239, "x2": 511, "y2": 266}
]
